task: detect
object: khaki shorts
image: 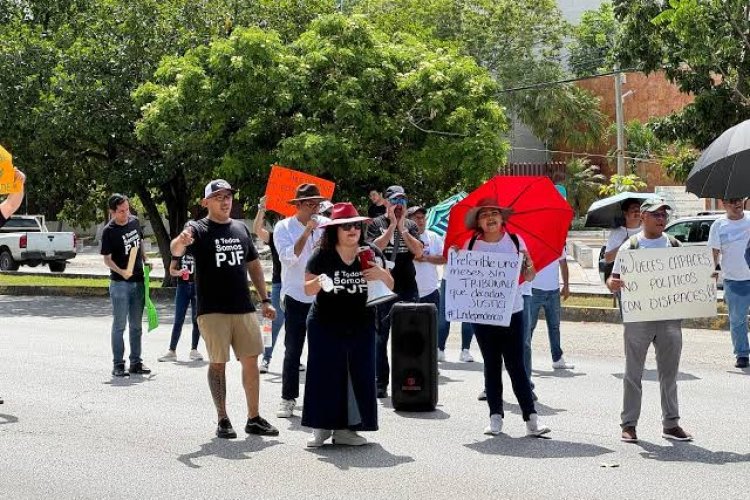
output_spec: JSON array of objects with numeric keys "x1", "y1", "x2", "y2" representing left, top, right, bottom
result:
[{"x1": 197, "y1": 313, "x2": 263, "y2": 363}]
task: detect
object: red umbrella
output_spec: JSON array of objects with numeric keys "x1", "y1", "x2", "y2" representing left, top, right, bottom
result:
[{"x1": 443, "y1": 176, "x2": 573, "y2": 277}]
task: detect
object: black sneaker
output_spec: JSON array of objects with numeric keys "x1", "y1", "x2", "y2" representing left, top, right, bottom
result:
[
  {"x1": 376, "y1": 387, "x2": 388, "y2": 399},
  {"x1": 245, "y1": 416, "x2": 279, "y2": 436},
  {"x1": 112, "y1": 364, "x2": 129, "y2": 377},
  {"x1": 129, "y1": 362, "x2": 152, "y2": 375},
  {"x1": 216, "y1": 417, "x2": 237, "y2": 439},
  {"x1": 735, "y1": 356, "x2": 749, "y2": 368}
]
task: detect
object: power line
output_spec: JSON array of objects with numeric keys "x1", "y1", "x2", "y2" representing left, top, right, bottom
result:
[
  {"x1": 509, "y1": 145, "x2": 666, "y2": 165},
  {"x1": 498, "y1": 68, "x2": 639, "y2": 93}
]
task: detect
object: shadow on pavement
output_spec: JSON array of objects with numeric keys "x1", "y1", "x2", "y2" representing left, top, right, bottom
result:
[
  {"x1": 103, "y1": 374, "x2": 156, "y2": 386},
  {"x1": 636, "y1": 441, "x2": 750, "y2": 464},
  {"x1": 439, "y1": 361, "x2": 484, "y2": 372},
  {"x1": 174, "y1": 360, "x2": 209, "y2": 369},
  {"x1": 307, "y1": 443, "x2": 415, "y2": 470},
  {"x1": 611, "y1": 369, "x2": 701, "y2": 382},
  {"x1": 0, "y1": 413, "x2": 19, "y2": 425},
  {"x1": 504, "y1": 401, "x2": 567, "y2": 417},
  {"x1": 177, "y1": 437, "x2": 281, "y2": 468},
  {"x1": 466, "y1": 436, "x2": 614, "y2": 459},
  {"x1": 393, "y1": 408, "x2": 450, "y2": 420},
  {"x1": 532, "y1": 369, "x2": 587, "y2": 379}
]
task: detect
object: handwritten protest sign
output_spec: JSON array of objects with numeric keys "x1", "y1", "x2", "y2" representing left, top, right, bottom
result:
[
  {"x1": 618, "y1": 246, "x2": 717, "y2": 323},
  {"x1": 0, "y1": 146, "x2": 22, "y2": 195},
  {"x1": 264, "y1": 165, "x2": 335, "y2": 217},
  {"x1": 444, "y1": 250, "x2": 521, "y2": 327}
]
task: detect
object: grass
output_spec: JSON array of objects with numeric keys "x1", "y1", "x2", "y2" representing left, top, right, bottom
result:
[{"x1": 0, "y1": 274, "x2": 162, "y2": 288}]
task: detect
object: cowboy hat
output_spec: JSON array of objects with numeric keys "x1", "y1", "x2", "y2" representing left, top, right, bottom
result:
[
  {"x1": 318, "y1": 202, "x2": 371, "y2": 227},
  {"x1": 287, "y1": 183, "x2": 327, "y2": 204},
  {"x1": 464, "y1": 197, "x2": 513, "y2": 230}
]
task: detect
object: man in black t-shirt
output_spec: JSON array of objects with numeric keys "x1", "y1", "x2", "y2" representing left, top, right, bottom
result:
[
  {"x1": 100, "y1": 194, "x2": 151, "y2": 378},
  {"x1": 367, "y1": 188, "x2": 386, "y2": 218},
  {"x1": 0, "y1": 164, "x2": 26, "y2": 405},
  {"x1": 171, "y1": 179, "x2": 279, "y2": 439},
  {"x1": 365, "y1": 185, "x2": 424, "y2": 398}
]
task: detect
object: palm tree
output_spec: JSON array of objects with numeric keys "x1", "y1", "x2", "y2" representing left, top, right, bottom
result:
[{"x1": 563, "y1": 158, "x2": 605, "y2": 217}]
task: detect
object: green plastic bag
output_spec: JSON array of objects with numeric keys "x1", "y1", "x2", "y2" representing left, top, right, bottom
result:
[{"x1": 143, "y1": 264, "x2": 159, "y2": 331}]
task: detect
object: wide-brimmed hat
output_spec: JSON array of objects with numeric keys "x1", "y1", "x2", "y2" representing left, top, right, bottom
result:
[
  {"x1": 319, "y1": 202, "x2": 371, "y2": 227},
  {"x1": 287, "y1": 183, "x2": 327, "y2": 204},
  {"x1": 464, "y1": 197, "x2": 513, "y2": 230}
]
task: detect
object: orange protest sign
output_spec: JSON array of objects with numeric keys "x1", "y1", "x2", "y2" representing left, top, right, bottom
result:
[
  {"x1": 264, "y1": 165, "x2": 335, "y2": 217},
  {"x1": 0, "y1": 146, "x2": 22, "y2": 195}
]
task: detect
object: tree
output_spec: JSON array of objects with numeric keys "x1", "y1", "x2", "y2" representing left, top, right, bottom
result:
[
  {"x1": 135, "y1": 15, "x2": 510, "y2": 209},
  {"x1": 615, "y1": 0, "x2": 750, "y2": 149},
  {"x1": 607, "y1": 119, "x2": 664, "y2": 173},
  {"x1": 563, "y1": 158, "x2": 605, "y2": 216},
  {"x1": 568, "y1": 2, "x2": 618, "y2": 78},
  {"x1": 599, "y1": 174, "x2": 647, "y2": 197}
]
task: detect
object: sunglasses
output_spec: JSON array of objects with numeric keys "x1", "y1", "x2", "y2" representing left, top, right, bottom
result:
[
  {"x1": 338, "y1": 222, "x2": 361, "y2": 231},
  {"x1": 391, "y1": 197, "x2": 408, "y2": 206}
]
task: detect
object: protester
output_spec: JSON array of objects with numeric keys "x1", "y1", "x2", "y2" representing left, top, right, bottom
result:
[
  {"x1": 528, "y1": 251, "x2": 574, "y2": 371},
  {"x1": 707, "y1": 197, "x2": 750, "y2": 368},
  {"x1": 603, "y1": 199, "x2": 642, "y2": 263},
  {"x1": 302, "y1": 202, "x2": 393, "y2": 447},
  {"x1": 0, "y1": 166, "x2": 25, "y2": 404},
  {"x1": 366, "y1": 185, "x2": 423, "y2": 398},
  {"x1": 319, "y1": 200, "x2": 334, "y2": 218},
  {"x1": 274, "y1": 183, "x2": 329, "y2": 417},
  {"x1": 453, "y1": 198, "x2": 550, "y2": 436},
  {"x1": 101, "y1": 194, "x2": 151, "y2": 378},
  {"x1": 252, "y1": 196, "x2": 284, "y2": 374},
  {"x1": 170, "y1": 179, "x2": 278, "y2": 439},
  {"x1": 367, "y1": 188, "x2": 386, "y2": 218},
  {"x1": 607, "y1": 197, "x2": 693, "y2": 442},
  {"x1": 158, "y1": 243, "x2": 203, "y2": 362}
]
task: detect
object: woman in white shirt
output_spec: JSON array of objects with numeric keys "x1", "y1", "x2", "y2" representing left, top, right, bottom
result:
[
  {"x1": 460, "y1": 198, "x2": 550, "y2": 437},
  {"x1": 604, "y1": 199, "x2": 643, "y2": 263}
]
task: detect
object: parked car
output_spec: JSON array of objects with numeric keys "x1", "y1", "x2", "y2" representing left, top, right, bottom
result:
[{"x1": 0, "y1": 215, "x2": 77, "y2": 272}]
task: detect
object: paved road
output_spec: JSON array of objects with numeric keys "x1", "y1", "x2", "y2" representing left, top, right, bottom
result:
[{"x1": 1, "y1": 296, "x2": 749, "y2": 499}]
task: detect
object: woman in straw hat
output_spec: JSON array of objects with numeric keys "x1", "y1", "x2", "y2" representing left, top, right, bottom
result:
[
  {"x1": 461, "y1": 198, "x2": 551, "y2": 437},
  {"x1": 302, "y1": 202, "x2": 393, "y2": 447}
]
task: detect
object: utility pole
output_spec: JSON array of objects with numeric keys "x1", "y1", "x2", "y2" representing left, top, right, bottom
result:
[{"x1": 614, "y1": 65, "x2": 625, "y2": 175}]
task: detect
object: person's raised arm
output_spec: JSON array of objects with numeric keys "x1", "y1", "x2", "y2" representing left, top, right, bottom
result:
[
  {"x1": 252, "y1": 196, "x2": 270, "y2": 244},
  {"x1": 0, "y1": 169, "x2": 25, "y2": 220},
  {"x1": 170, "y1": 225, "x2": 194, "y2": 257}
]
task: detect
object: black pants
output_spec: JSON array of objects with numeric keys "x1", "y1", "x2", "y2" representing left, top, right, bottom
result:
[
  {"x1": 375, "y1": 289, "x2": 419, "y2": 391},
  {"x1": 282, "y1": 296, "x2": 311, "y2": 400},
  {"x1": 473, "y1": 312, "x2": 536, "y2": 420}
]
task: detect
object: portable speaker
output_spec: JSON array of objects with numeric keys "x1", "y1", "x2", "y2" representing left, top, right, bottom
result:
[{"x1": 390, "y1": 302, "x2": 438, "y2": 411}]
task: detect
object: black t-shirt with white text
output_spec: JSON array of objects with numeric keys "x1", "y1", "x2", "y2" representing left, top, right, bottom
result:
[
  {"x1": 306, "y1": 246, "x2": 384, "y2": 326},
  {"x1": 0, "y1": 211, "x2": 7, "y2": 228},
  {"x1": 187, "y1": 218, "x2": 259, "y2": 316},
  {"x1": 365, "y1": 216, "x2": 420, "y2": 296},
  {"x1": 100, "y1": 215, "x2": 144, "y2": 282},
  {"x1": 171, "y1": 252, "x2": 195, "y2": 284}
]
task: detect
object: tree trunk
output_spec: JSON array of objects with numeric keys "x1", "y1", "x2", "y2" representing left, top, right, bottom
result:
[{"x1": 135, "y1": 183, "x2": 173, "y2": 287}]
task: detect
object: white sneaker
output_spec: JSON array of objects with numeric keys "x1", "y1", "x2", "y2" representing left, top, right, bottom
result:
[
  {"x1": 276, "y1": 398, "x2": 295, "y2": 418},
  {"x1": 189, "y1": 349, "x2": 203, "y2": 361},
  {"x1": 158, "y1": 350, "x2": 176, "y2": 362},
  {"x1": 526, "y1": 413, "x2": 551, "y2": 437},
  {"x1": 332, "y1": 429, "x2": 367, "y2": 446},
  {"x1": 306, "y1": 429, "x2": 332, "y2": 448},
  {"x1": 552, "y1": 357, "x2": 574, "y2": 370},
  {"x1": 459, "y1": 349, "x2": 474, "y2": 363},
  {"x1": 484, "y1": 414, "x2": 503, "y2": 435},
  {"x1": 259, "y1": 359, "x2": 270, "y2": 374},
  {"x1": 299, "y1": 363, "x2": 306, "y2": 372},
  {"x1": 437, "y1": 349, "x2": 446, "y2": 362}
]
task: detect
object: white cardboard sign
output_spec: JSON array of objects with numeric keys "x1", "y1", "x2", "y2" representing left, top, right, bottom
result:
[
  {"x1": 444, "y1": 250, "x2": 521, "y2": 327},
  {"x1": 618, "y1": 246, "x2": 717, "y2": 323}
]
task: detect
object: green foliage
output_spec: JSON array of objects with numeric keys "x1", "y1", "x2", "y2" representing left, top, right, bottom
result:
[
  {"x1": 563, "y1": 158, "x2": 606, "y2": 216},
  {"x1": 568, "y1": 2, "x2": 618, "y2": 77},
  {"x1": 599, "y1": 174, "x2": 647, "y2": 197},
  {"x1": 615, "y1": 0, "x2": 750, "y2": 149},
  {"x1": 662, "y1": 143, "x2": 698, "y2": 183},
  {"x1": 608, "y1": 119, "x2": 664, "y2": 172}
]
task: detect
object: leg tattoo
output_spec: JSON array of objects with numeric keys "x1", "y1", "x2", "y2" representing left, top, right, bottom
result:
[{"x1": 208, "y1": 364, "x2": 227, "y2": 419}]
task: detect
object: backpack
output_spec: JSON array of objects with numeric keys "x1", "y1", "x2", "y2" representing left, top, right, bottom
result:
[
  {"x1": 467, "y1": 232, "x2": 520, "y2": 252},
  {"x1": 628, "y1": 234, "x2": 681, "y2": 250}
]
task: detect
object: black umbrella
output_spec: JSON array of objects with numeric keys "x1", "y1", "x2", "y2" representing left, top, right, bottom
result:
[
  {"x1": 584, "y1": 192, "x2": 654, "y2": 228},
  {"x1": 686, "y1": 119, "x2": 750, "y2": 199}
]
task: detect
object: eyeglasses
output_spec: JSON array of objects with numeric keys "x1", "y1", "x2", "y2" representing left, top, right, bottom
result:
[
  {"x1": 301, "y1": 201, "x2": 320, "y2": 208},
  {"x1": 338, "y1": 222, "x2": 361, "y2": 231},
  {"x1": 647, "y1": 211, "x2": 669, "y2": 219},
  {"x1": 478, "y1": 210, "x2": 501, "y2": 219},
  {"x1": 210, "y1": 193, "x2": 233, "y2": 202}
]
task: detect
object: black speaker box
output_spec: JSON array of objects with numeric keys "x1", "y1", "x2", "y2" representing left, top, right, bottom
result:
[{"x1": 390, "y1": 302, "x2": 438, "y2": 411}]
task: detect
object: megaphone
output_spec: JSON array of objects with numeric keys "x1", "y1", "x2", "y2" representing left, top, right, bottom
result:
[{"x1": 366, "y1": 279, "x2": 397, "y2": 306}]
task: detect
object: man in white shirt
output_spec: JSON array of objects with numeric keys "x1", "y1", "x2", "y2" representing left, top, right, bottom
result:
[
  {"x1": 528, "y1": 251, "x2": 572, "y2": 371},
  {"x1": 273, "y1": 184, "x2": 329, "y2": 418},
  {"x1": 707, "y1": 198, "x2": 750, "y2": 368},
  {"x1": 607, "y1": 197, "x2": 692, "y2": 443}
]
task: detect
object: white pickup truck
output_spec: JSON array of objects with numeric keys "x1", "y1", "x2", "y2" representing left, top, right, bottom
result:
[{"x1": 0, "y1": 215, "x2": 77, "y2": 272}]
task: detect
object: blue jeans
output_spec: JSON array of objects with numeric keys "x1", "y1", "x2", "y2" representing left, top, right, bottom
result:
[
  {"x1": 528, "y1": 288, "x2": 563, "y2": 363},
  {"x1": 437, "y1": 279, "x2": 473, "y2": 351},
  {"x1": 521, "y1": 294, "x2": 534, "y2": 388},
  {"x1": 109, "y1": 280, "x2": 145, "y2": 366},
  {"x1": 264, "y1": 282, "x2": 284, "y2": 362},
  {"x1": 169, "y1": 281, "x2": 200, "y2": 351},
  {"x1": 282, "y1": 296, "x2": 311, "y2": 400},
  {"x1": 723, "y1": 279, "x2": 750, "y2": 358}
]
